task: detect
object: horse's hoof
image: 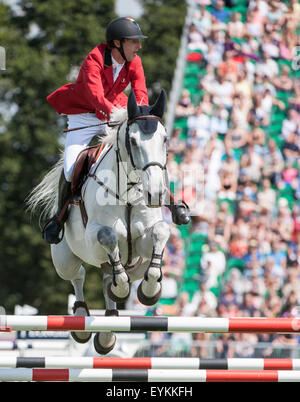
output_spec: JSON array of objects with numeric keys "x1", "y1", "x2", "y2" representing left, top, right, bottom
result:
[
  {"x1": 107, "y1": 281, "x2": 130, "y2": 303},
  {"x1": 70, "y1": 300, "x2": 92, "y2": 344},
  {"x1": 71, "y1": 331, "x2": 92, "y2": 344},
  {"x1": 93, "y1": 332, "x2": 116, "y2": 355},
  {"x1": 137, "y1": 281, "x2": 162, "y2": 306}
]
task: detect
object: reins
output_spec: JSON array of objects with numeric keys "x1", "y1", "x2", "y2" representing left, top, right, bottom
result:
[{"x1": 63, "y1": 120, "x2": 120, "y2": 133}]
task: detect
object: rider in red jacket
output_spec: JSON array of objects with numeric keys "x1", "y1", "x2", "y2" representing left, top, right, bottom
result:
[
  {"x1": 46, "y1": 42, "x2": 148, "y2": 121},
  {"x1": 43, "y1": 17, "x2": 190, "y2": 244}
]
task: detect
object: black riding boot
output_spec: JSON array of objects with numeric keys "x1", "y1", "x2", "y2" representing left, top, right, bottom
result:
[
  {"x1": 42, "y1": 171, "x2": 72, "y2": 244},
  {"x1": 167, "y1": 201, "x2": 190, "y2": 225}
]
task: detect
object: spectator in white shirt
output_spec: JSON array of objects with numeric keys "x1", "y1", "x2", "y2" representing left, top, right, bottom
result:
[
  {"x1": 211, "y1": 74, "x2": 235, "y2": 110},
  {"x1": 188, "y1": 281, "x2": 218, "y2": 314},
  {"x1": 248, "y1": 0, "x2": 269, "y2": 17},
  {"x1": 210, "y1": 105, "x2": 229, "y2": 137},
  {"x1": 281, "y1": 109, "x2": 299, "y2": 139},
  {"x1": 188, "y1": 23, "x2": 208, "y2": 52},
  {"x1": 261, "y1": 33, "x2": 280, "y2": 59},
  {"x1": 205, "y1": 42, "x2": 223, "y2": 68},
  {"x1": 187, "y1": 105, "x2": 211, "y2": 146},
  {"x1": 255, "y1": 52, "x2": 279, "y2": 78},
  {"x1": 228, "y1": 12, "x2": 245, "y2": 39},
  {"x1": 193, "y1": 6, "x2": 212, "y2": 38},
  {"x1": 201, "y1": 240, "x2": 226, "y2": 289}
]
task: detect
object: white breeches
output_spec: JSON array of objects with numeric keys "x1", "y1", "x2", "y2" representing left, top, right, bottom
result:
[{"x1": 64, "y1": 113, "x2": 107, "y2": 182}]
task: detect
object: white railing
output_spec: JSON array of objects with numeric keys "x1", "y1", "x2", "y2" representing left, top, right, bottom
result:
[
  {"x1": 134, "y1": 339, "x2": 300, "y2": 359},
  {"x1": 165, "y1": 0, "x2": 197, "y2": 135}
]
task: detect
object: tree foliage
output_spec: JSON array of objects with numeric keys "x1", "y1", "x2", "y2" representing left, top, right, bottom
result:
[{"x1": 0, "y1": 0, "x2": 116, "y2": 314}]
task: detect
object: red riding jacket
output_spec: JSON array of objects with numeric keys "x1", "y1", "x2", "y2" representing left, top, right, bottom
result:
[{"x1": 47, "y1": 43, "x2": 149, "y2": 121}]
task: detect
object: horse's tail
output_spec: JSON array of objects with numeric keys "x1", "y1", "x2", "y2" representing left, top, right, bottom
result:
[{"x1": 26, "y1": 155, "x2": 64, "y2": 225}]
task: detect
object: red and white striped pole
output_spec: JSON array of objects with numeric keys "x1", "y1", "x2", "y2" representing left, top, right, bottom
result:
[
  {"x1": 1, "y1": 357, "x2": 300, "y2": 370},
  {"x1": 0, "y1": 368, "x2": 300, "y2": 382},
  {"x1": 1, "y1": 315, "x2": 300, "y2": 333}
]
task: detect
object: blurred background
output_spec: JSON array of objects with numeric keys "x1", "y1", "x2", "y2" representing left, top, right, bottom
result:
[{"x1": 0, "y1": 0, "x2": 300, "y2": 359}]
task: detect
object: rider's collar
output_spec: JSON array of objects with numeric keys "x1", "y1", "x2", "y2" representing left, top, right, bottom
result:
[
  {"x1": 104, "y1": 46, "x2": 128, "y2": 69},
  {"x1": 104, "y1": 47, "x2": 112, "y2": 68}
]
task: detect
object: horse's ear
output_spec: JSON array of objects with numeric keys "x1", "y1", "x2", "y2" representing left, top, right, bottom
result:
[
  {"x1": 150, "y1": 89, "x2": 167, "y2": 118},
  {"x1": 127, "y1": 90, "x2": 139, "y2": 120}
]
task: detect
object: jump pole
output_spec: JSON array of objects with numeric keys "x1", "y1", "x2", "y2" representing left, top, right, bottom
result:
[
  {"x1": 0, "y1": 357, "x2": 300, "y2": 370},
  {"x1": 1, "y1": 315, "x2": 300, "y2": 333},
  {"x1": 0, "y1": 368, "x2": 300, "y2": 382}
]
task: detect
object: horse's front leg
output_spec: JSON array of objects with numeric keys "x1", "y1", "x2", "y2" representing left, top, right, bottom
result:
[
  {"x1": 93, "y1": 274, "x2": 119, "y2": 355},
  {"x1": 136, "y1": 220, "x2": 170, "y2": 306},
  {"x1": 95, "y1": 224, "x2": 130, "y2": 302}
]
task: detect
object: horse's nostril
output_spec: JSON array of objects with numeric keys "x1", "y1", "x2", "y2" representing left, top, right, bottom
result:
[{"x1": 146, "y1": 191, "x2": 163, "y2": 207}]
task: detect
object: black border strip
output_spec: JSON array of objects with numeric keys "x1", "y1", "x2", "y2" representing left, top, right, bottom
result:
[
  {"x1": 199, "y1": 359, "x2": 228, "y2": 369},
  {"x1": 16, "y1": 357, "x2": 45, "y2": 368},
  {"x1": 112, "y1": 369, "x2": 148, "y2": 382},
  {"x1": 130, "y1": 317, "x2": 168, "y2": 332}
]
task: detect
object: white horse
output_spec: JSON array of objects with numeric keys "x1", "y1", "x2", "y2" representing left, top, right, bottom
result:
[{"x1": 28, "y1": 90, "x2": 171, "y2": 354}]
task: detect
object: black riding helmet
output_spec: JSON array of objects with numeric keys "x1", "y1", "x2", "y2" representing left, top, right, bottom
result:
[{"x1": 106, "y1": 17, "x2": 147, "y2": 61}]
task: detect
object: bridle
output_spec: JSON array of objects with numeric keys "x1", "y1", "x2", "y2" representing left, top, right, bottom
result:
[{"x1": 122, "y1": 115, "x2": 167, "y2": 173}]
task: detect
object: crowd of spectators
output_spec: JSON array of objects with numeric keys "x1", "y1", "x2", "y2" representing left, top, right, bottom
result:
[{"x1": 129, "y1": 0, "x2": 300, "y2": 358}]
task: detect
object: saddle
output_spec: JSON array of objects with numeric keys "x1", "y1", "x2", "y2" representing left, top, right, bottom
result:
[{"x1": 71, "y1": 144, "x2": 103, "y2": 196}]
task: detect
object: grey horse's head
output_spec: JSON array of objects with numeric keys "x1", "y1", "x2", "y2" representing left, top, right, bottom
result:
[{"x1": 125, "y1": 89, "x2": 168, "y2": 207}]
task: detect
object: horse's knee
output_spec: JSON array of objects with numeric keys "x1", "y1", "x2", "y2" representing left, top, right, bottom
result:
[
  {"x1": 152, "y1": 221, "x2": 170, "y2": 238},
  {"x1": 152, "y1": 221, "x2": 170, "y2": 246},
  {"x1": 97, "y1": 226, "x2": 117, "y2": 249}
]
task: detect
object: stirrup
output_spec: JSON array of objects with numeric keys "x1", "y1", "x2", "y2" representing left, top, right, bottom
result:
[
  {"x1": 171, "y1": 200, "x2": 190, "y2": 225},
  {"x1": 42, "y1": 197, "x2": 71, "y2": 244}
]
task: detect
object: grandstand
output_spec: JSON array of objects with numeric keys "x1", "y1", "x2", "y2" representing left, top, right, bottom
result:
[{"x1": 129, "y1": 0, "x2": 300, "y2": 359}]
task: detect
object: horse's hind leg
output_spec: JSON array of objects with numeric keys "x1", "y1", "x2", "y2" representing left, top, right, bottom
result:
[
  {"x1": 93, "y1": 274, "x2": 118, "y2": 355},
  {"x1": 51, "y1": 239, "x2": 91, "y2": 343},
  {"x1": 136, "y1": 220, "x2": 170, "y2": 306}
]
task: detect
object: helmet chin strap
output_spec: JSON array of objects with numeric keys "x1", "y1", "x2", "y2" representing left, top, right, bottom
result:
[{"x1": 116, "y1": 39, "x2": 127, "y2": 63}]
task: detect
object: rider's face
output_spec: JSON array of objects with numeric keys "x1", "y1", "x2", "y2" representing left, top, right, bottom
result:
[{"x1": 114, "y1": 38, "x2": 142, "y2": 62}]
